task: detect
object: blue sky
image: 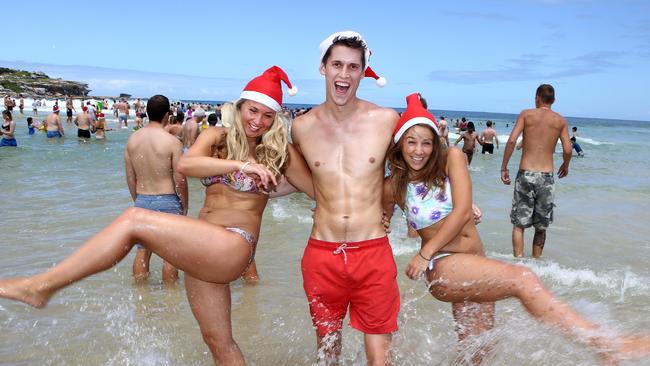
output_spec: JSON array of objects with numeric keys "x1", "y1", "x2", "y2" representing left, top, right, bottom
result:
[{"x1": 3, "y1": 0, "x2": 649, "y2": 121}]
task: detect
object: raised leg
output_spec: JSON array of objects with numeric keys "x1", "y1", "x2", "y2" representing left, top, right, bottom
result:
[
  {"x1": 185, "y1": 274, "x2": 244, "y2": 365},
  {"x1": 428, "y1": 253, "x2": 650, "y2": 361},
  {"x1": 0, "y1": 207, "x2": 251, "y2": 307}
]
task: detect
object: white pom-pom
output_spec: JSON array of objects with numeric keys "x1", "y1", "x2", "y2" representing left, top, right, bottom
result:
[
  {"x1": 376, "y1": 77, "x2": 387, "y2": 87},
  {"x1": 288, "y1": 86, "x2": 298, "y2": 96}
]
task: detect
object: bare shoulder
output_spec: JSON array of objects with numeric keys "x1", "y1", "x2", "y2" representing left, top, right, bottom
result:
[
  {"x1": 287, "y1": 142, "x2": 300, "y2": 155},
  {"x1": 291, "y1": 104, "x2": 323, "y2": 138},
  {"x1": 446, "y1": 146, "x2": 465, "y2": 164},
  {"x1": 361, "y1": 100, "x2": 399, "y2": 127},
  {"x1": 519, "y1": 108, "x2": 536, "y2": 118},
  {"x1": 553, "y1": 111, "x2": 567, "y2": 124}
]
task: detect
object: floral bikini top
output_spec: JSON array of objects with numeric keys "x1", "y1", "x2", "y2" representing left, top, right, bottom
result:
[
  {"x1": 200, "y1": 170, "x2": 263, "y2": 194},
  {"x1": 404, "y1": 178, "x2": 453, "y2": 231}
]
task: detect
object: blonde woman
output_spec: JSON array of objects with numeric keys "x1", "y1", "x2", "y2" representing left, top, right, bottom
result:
[{"x1": 0, "y1": 66, "x2": 314, "y2": 365}]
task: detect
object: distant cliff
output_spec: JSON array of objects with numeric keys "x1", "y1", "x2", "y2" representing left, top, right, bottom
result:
[{"x1": 0, "y1": 67, "x2": 90, "y2": 98}]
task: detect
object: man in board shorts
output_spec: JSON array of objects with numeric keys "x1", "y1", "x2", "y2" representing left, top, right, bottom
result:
[
  {"x1": 291, "y1": 31, "x2": 399, "y2": 365},
  {"x1": 501, "y1": 84, "x2": 572, "y2": 258},
  {"x1": 124, "y1": 95, "x2": 188, "y2": 284}
]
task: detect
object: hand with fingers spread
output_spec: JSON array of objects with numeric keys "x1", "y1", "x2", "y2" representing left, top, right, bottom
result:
[{"x1": 381, "y1": 210, "x2": 391, "y2": 233}]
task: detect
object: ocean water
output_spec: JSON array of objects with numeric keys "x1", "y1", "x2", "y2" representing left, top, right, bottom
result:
[{"x1": 1, "y1": 107, "x2": 649, "y2": 365}]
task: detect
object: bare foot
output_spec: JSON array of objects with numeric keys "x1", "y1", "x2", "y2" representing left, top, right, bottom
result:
[
  {"x1": 0, "y1": 277, "x2": 51, "y2": 308},
  {"x1": 598, "y1": 335, "x2": 650, "y2": 365},
  {"x1": 617, "y1": 335, "x2": 650, "y2": 360}
]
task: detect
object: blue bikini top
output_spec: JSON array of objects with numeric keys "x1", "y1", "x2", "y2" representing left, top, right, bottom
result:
[{"x1": 404, "y1": 178, "x2": 453, "y2": 231}]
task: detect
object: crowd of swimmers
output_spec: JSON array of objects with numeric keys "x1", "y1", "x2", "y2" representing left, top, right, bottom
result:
[{"x1": 0, "y1": 31, "x2": 640, "y2": 366}]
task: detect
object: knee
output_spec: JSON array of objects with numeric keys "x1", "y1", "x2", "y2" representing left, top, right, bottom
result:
[
  {"x1": 200, "y1": 329, "x2": 237, "y2": 355},
  {"x1": 514, "y1": 267, "x2": 543, "y2": 299},
  {"x1": 122, "y1": 207, "x2": 142, "y2": 225}
]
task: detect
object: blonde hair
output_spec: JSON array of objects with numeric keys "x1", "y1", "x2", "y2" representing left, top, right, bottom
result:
[{"x1": 221, "y1": 99, "x2": 290, "y2": 178}]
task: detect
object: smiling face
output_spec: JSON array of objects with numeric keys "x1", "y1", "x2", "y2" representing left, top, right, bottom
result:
[
  {"x1": 400, "y1": 125, "x2": 435, "y2": 171},
  {"x1": 320, "y1": 45, "x2": 364, "y2": 106},
  {"x1": 239, "y1": 99, "x2": 276, "y2": 138}
]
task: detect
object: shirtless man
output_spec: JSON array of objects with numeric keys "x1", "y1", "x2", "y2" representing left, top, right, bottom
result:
[
  {"x1": 291, "y1": 31, "x2": 399, "y2": 366},
  {"x1": 480, "y1": 120, "x2": 499, "y2": 154},
  {"x1": 124, "y1": 95, "x2": 188, "y2": 284},
  {"x1": 454, "y1": 121, "x2": 480, "y2": 165},
  {"x1": 74, "y1": 106, "x2": 92, "y2": 140},
  {"x1": 501, "y1": 84, "x2": 572, "y2": 258},
  {"x1": 438, "y1": 116, "x2": 449, "y2": 147},
  {"x1": 66, "y1": 95, "x2": 75, "y2": 124},
  {"x1": 117, "y1": 99, "x2": 130, "y2": 128},
  {"x1": 165, "y1": 110, "x2": 184, "y2": 139},
  {"x1": 4, "y1": 94, "x2": 14, "y2": 113},
  {"x1": 19, "y1": 94, "x2": 24, "y2": 114},
  {"x1": 181, "y1": 108, "x2": 204, "y2": 152},
  {"x1": 44, "y1": 106, "x2": 64, "y2": 138},
  {"x1": 32, "y1": 98, "x2": 39, "y2": 115}
]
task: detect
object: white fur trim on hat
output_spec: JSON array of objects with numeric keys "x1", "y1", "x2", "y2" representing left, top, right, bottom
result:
[
  {"x1": 240, "y1": 90, "x2": 281, "y2": 112},
  {"x1": 319, "y1": 31, "x2": 371, "y2": 70},
  {"x1": 288, "y1": 85, "x2": 298, "y2": 96},
  {"x1": 376, "y1": 77, "x2": 386, "y2": 87},
  {"x1": 393, "y1": 117, "x2": 439, "y2": 143}
]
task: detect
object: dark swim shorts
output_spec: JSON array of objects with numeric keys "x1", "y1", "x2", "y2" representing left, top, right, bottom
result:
[{"x1": 510, "y1": 170, "x2": 555, "y2": 230}]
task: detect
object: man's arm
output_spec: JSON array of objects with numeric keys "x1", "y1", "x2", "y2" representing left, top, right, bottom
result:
[
  {"x1": 283, "y1": 143, "x2": 315, "y2": 199},
  {"x1": 381, "y1": 176, "x2": 397, "y2": 227},
  {"x1": 557, "y1": 119, "x2": 572, "y2": 178},
  {"x1": 454, "y1": 133, "x2": 464, "y2": 146},
  {"x1": 124, "y1": 148, "x2": 137, "y2": 201},
  {"x1": 501, "y1": 112, "x2": 525, "y2": 184},
  {"x1": 56, "y1": 117, "x2": 64, "y2": 135},
  {"x1": 495, "y1": 131, "x2": 500, "y2": 149},
  {"x1": 268, "y1": 178, "x2": 298, "y2": 198},
  {"x1": 171, "y1": 142, "x2": 189, "y2": 214},
  {"x1": 474, "y1": 133, "x2": 483, "y2": 146}
]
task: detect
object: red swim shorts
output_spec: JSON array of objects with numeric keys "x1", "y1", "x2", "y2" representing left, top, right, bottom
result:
[{"x1": 301, "y1": 236, "x2": 400, "y2": 337}]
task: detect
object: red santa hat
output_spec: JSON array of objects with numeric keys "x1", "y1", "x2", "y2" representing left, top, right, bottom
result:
[
  {"x1": 53, "y1": 105, "x2": 59, "y2": 113},
  {"x1": 240, "y1": 66, "x2": 297, "y2": 112},
  {"x1": 319, "y1": 30, "x2": 386, "y2": 87},
  {"x1": 364, "y1": 66, "x2": 386, "y2": 87},
  {"x1": 393, "y1": 93, "x2": 439, "y2": 143}
]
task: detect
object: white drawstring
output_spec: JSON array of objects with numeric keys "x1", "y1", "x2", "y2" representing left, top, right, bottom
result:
[{"x1": 333, "y1": 243, "x2": 359, "y2": 264}]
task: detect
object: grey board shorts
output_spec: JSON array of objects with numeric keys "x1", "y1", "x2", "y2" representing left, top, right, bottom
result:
[
  {"x1": 510, "y1": 170, "x2": 555, "y2": 230},
  {"x1": 134, "y1": 194, "x2": 183, "y2": 249}
]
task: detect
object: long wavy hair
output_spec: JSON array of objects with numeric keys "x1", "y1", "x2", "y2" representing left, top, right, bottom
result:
[
  {"x1": 386, "y1": 124, "x2": 447, "y2": 207},
  {"x1": 221, "y1": 99, "x2": 290, "y2": 180}
]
